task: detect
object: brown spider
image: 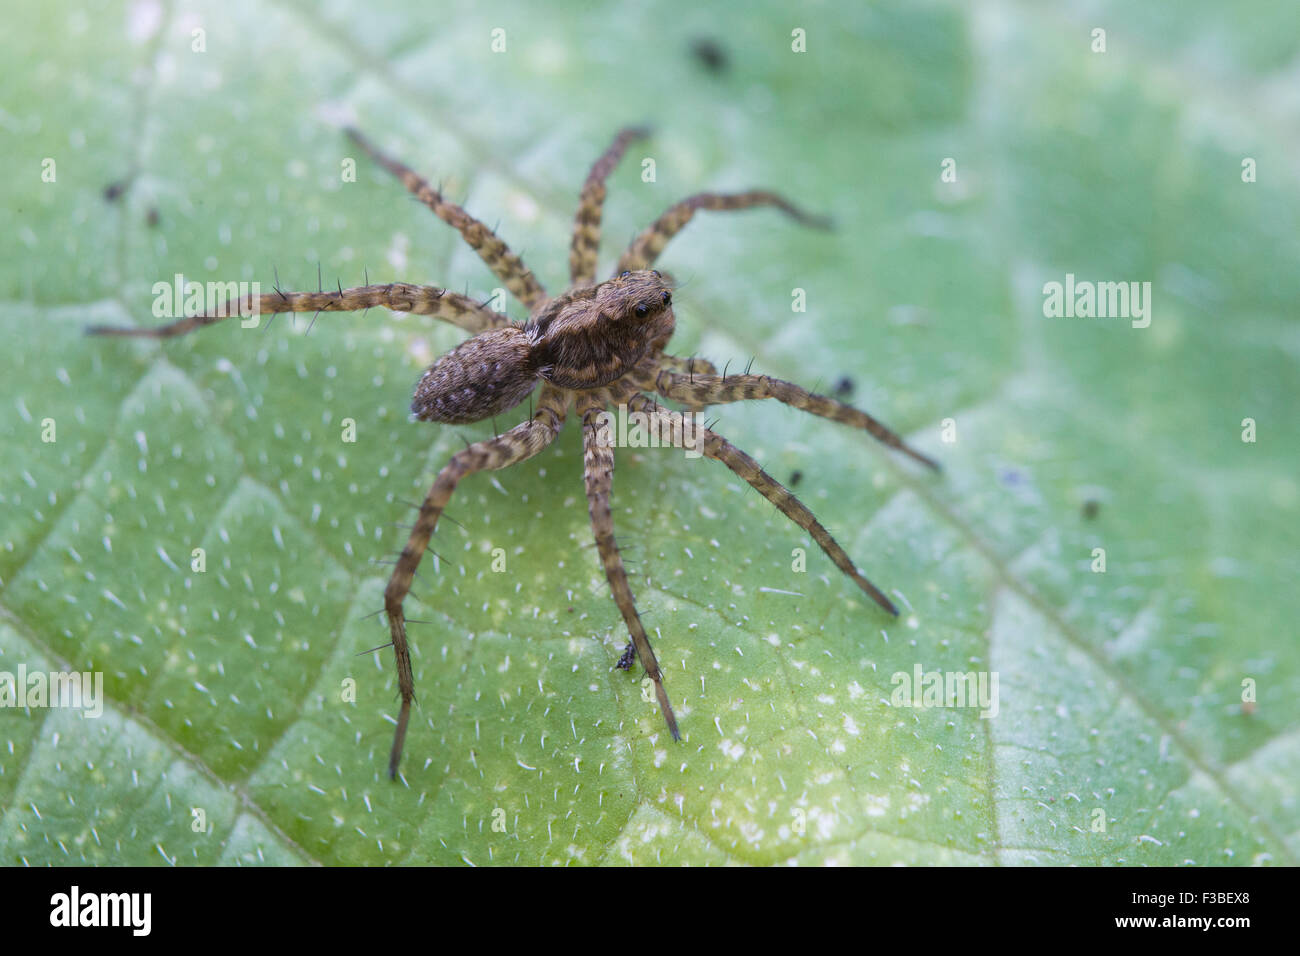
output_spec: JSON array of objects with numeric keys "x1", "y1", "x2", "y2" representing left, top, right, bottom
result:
[{"x1": 89, "y1": 126, "x2": 940, "y2": 779}]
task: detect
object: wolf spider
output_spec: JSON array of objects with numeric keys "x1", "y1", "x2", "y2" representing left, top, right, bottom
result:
[{"x1": 90, "y1": 126, "x2": 940, "y2": 778}]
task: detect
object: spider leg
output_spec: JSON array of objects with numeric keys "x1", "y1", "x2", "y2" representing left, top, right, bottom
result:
[
  {"x1": 616, "y1": 191, "x2": 831, "y2": 274},
  {"x1": 627, "y1": 393, "x2": 899, "y2": 616},
  {"x1": 384, "y1": 384, "x2": 569, "y2": 778},
  {"x1": 345, "y1": 126, "x2": 548, "y2": 310},
  {"x1": 86, "y1": 283, "x2": 507, "y2": 338},
  {"x1": 650, "y1": 370, "x2": 940, "y2": 471},
  {"x1": 569, "y1": 126, "x2": 649, "y2": 287},
  {"x1": 576, "y1": 392, "x2": 680, "y2": 741},
  {"x1": 657, "y1": 353, "x2": 719, "y2": 380}
]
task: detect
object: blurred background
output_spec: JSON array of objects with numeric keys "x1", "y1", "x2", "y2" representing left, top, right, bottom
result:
[{"x1": 0, "y1": 0, "x2": 1296, "y2": 865}]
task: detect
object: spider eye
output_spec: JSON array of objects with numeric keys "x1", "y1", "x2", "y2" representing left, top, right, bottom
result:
[
  {"x1": 651, "y1": 270, "x2": 661, "y2": 278},
  {"x1": 634, "y1": 304, "x2": 648, "y2": 318},
  {"x1": 661, "y1": 291, "x2": 671, "y2": 305},
  {"x1": 620, "y1": 271, "x2": 631, "y2": 278}
]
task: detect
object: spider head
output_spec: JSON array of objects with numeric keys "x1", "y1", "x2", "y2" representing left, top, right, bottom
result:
[
  {"x1": 604, "y1": 269, "x2": 674, "y2": 323},
  {"x1": 526, "y1": 269, "x2": 677, "y2": 390}
]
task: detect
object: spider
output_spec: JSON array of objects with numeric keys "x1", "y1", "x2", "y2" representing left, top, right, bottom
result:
[{"x1": 89, "y1": 126, "x2": 940, "y2": 779}]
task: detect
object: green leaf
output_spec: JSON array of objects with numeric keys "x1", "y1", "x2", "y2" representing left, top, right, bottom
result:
[{"x1": 2, "y1": 0, "x2": 1296, "y2": 866}]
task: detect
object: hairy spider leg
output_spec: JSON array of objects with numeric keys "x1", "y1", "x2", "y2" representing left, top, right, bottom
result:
[
  {"x1": 651, "y1": 370, "x2": 940, "y2": 471},
  {"x1": 576, "y1": 392, "x2": 680, "y2": 740},
  {"x1": 569, "y1": 126, "x2": 650, "y2": 287},
  {"x1": 616, "y1": 191, "x2": 831, "y2": 275},
  {"x1": 626, "y1": 392, "x2": 899, "y2": 616},
  {"x1": 85, "y1": 284, "x2": 507, "y2": 338},
  {"x1": 656, "y1": 354, "x2": 719, "y2": 378},
  {"x1": 346, "y1": 126, "x2": 548, "y2": 310},
  {"x1": 384, "y1": 385, "x2": 569, "y2": 778}
]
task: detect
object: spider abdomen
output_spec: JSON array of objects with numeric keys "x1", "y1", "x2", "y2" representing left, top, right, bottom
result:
[{"x1": 411, "y1": 325, "x2": 539, "y2": 424}]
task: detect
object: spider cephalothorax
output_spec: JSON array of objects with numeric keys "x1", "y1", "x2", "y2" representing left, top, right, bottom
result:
[
  {"x1": 90, "y1": 126, "x2": 939, "y2": 779},
  {"x1": 526, "y1": 269, "x2": 675, "y2": 389}
]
